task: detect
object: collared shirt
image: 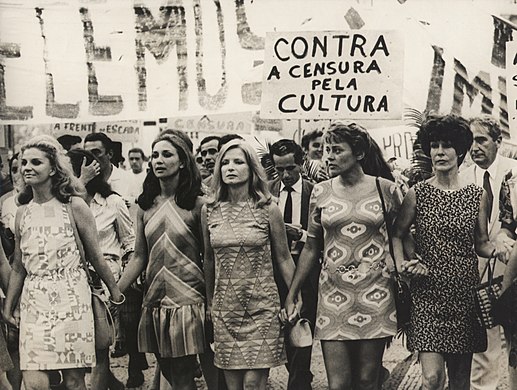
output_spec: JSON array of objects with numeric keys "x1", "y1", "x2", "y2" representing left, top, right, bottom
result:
[
  {"x1": 473, "y1": 153, "x2": 499, "y2": 190},
  {"x1": 90, "y1": 192, "x2": 135, "y2": 259}
]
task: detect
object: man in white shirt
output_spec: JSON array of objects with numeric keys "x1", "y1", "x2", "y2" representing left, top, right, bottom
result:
[
  {"x1": 461, "y1": 116, "x2": 517, "y2": 390},
  {"x1": 268, "y1": 139, "x2": 317, "y2": 390},
  {"x1": 126, "y1": 148, "x2": 147, "y2": 208},
  {"x1": 84, "y1": 133, "x2": 130, "y2": 200}
]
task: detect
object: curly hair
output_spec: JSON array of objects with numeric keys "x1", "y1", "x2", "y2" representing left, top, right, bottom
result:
[
  {"x1": 324, "y1": 122, "x2": 394, "y2": 181},
  {"x1": 138, "y1": 132, "x2": 201, "y2": 211},
  {"x1": 67, "y1": 149, "x2": 115, "y2": 199},
  {"x1": 211, "y1": 140, "x2": 272, "y2": 207},
  {"x1": 17, "y1": 135, "x2": 85, "y2": 205},
  {"x1": 418, "y1": 114, "x2": 473, "y2": 166},
  {"x1": 469, "y1": 115, "x2": 502, "y2": 142}
]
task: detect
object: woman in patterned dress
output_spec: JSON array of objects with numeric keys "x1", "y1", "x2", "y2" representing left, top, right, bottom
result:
[
  {"x1": 2, "y1": 135, "x2": 124, "y2": 390},
  {"x1": 202, "y1": 140, "x2": 297, "y2": 390},
  {"x1": 285, "y1": 122, "x2": 401, "y2": 390},
  {"x1": 117, "y1": 132, "x2": 207, "y2": 390},
  {"x1": 392, "y1": 114, "x2": 501, "y2": 390}
]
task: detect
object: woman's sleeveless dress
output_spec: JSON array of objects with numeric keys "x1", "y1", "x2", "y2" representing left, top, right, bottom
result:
[
  {"x1": 138, "y1": 198, "x2": 206, "y2": 358},
  {"x1": 207, "y1": 201, "x2": 286, "y2": 369},
  {"x1": 408, "y1": 182, "x2": 487, "y2": 353},
  {"x1": 308, "y1": 178, "x2": 400, "y2": 340},
  {"x1": 19, "y1": 198, "x2": 95, "y2": 370}
]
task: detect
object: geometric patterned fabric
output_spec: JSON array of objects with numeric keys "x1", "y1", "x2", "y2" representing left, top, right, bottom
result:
[
  {"x1": 138, "y1": 198, "x2": 206, "y2": 358},
  {"x1": 308, "y1": 178, "x2": 400, "y2": 341},
  {"x1": 18, "y1": 198, "x2": 95, "y2": 370},
  {"x1": 207, "y1": 200, "x2": 286, "y2": 369}
]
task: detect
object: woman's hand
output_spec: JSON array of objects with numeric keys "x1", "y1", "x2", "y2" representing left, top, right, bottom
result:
[
  {"x1": 401, "y1": 255, "x2": 429, "y2": 277},
  {"x1": 3, "y1": 307, "x2": 19, "y2": 329},
  {"x1": 281, "y1": 295, "x2": 300, "y2": 325}
]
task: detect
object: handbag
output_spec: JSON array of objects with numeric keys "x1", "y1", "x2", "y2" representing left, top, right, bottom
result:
[
  {"x1": 491, "y1": 277, "x2": 517, "y2": 329},
  {"x1": 66, "y1": 202, "x2": 115, "y2": 350},
  {"x1": 288, "y1": 318, "x2": 313, "y2": 348},
  {"x1": 0, "y1": 222, "x2": 14, "y2": 258},
  {"x1": 472, "y1": 251, "x2": 503, "y2": 329},
  {"x1": 376, "y1": 177, "x2": 411, "y2": 334}
]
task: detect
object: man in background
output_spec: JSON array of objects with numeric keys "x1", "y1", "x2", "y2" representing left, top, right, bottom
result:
[{"x1": 461, "y1": 116, "x2": 517, "y2": 390}]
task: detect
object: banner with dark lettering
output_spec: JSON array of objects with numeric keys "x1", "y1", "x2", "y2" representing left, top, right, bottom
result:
[
  {"x1": 261, "y1": 30, "x2": 403, "y2": 119},
  {"x1": 507, "y1": 41, "x2": 517, "y2": 136},
  {"x1": 0, "y1": 0, "x2": 515, "y2": 133}
]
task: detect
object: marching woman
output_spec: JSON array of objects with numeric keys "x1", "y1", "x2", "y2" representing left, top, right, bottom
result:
[
  {"x1": 2, "y1": 135, "x2": 123, "y2": 390},
  {"x1": 202, "y1": 139, "x2": 298, "y2": 390},
  {"x1": 117, "y1": 132, "x2": 207, "y2": 390},
  {"x1": 284, "y1": 122, "x2": 401, "y2": 390},
  {"x1": 392, "y1": 114, "x2": 500, "y2": 390}
]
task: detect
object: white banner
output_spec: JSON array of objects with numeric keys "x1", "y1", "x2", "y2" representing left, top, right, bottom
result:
[
  {"x1": 507, "y1": 41, "x2": 517, "y2": 139},
  {"x1": 260, "y1": 30, "x2": 404, "y2": 119}
]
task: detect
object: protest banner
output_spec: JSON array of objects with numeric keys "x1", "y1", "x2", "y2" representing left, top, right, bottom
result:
[
  {"x1": 260, "y1": 30, "x2": 404, "y2": 119},
  {"x1": 51, "y1": 120, "x2": 140, "y2": 142},
  {"x1": 507, "y1": 40, "x2": 517, "y2": 138}
]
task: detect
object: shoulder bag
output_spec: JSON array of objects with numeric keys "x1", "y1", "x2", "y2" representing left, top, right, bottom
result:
[
  {"x1": 376, "y1": 177, "x2": 411, "y2": 335},
  {"x1": 66, "y1": 202, "x2": 115, "y2": 350},
  {"x1": 472, "y1": 251, "x2": 503, "y2": 329}
]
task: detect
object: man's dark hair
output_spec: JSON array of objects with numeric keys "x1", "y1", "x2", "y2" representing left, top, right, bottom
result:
[
  {"x1": 270, "y1": 139, "x2": 304, "y2": 166},
  {"x1": 200, "y1": 135, "x2": 220, "y2": 148},
  {"x1": 128, "y1": 147, "x2": 146, "y2": 160},
  {"x1": 84, "y1": 133, "x2": 113, "y2": 153},
  {"x1": 301, "y1": 130, "x2": 323, "y2": 150},
  {"x1": 219, "y1": 134, "x2": 243, "y2": 150},
  {"x1": 57, "y1": 135, "x2": 82, "y2": 151}
]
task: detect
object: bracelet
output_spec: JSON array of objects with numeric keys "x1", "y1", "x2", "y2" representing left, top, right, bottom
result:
[{"x1": 109, "y1": 293, "x2": 126, "y2": 305}]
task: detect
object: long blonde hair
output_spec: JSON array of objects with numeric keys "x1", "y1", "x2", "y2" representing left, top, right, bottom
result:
[
  {"x1": 211, "y1": 140, "x2": 271, "y2": 207},
  {"x1": 17, "y1": 135, "x2": 85, "y2": 205}
]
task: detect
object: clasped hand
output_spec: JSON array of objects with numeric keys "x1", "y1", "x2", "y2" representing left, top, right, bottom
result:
[
  {"x1": 280, "y1": 296, "x2": 302, "y2": 326},
  {"x1": 401, "y1": 254, "x2": 429, "y2": 277}
]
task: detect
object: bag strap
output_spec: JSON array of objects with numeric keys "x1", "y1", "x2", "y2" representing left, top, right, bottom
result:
[
  {"x1": 65, "y1": 200, "x2": 93, "y2": 285},
  {"x1": 480, "y1": 250, "x2": 497, "y2": 284},
  {"x1": 375, "y1": 177, "x2": 401, "y2": 280}
]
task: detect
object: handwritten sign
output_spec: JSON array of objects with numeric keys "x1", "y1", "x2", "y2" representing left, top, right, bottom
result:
[
  {"x1": 507, "y1": 41, "x2": 517, "y2": 138},
  {"x1": 51, "y1": 120, "x2": 140, "y2": 142},
  {"x1": 260, "y1": 31, "x2": 404, "y2": 119}
]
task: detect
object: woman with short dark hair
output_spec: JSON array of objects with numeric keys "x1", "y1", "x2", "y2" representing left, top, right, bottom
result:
[{"x1": 392, "y1": 114, "x2": 501, "y2": 390}]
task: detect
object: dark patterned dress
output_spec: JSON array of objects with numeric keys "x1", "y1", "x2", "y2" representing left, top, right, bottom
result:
[
  {"x1": 138, "y1": 197, "x2": 206, "y2": 358},
  {"x1": 207, "y1": 201, "x2": 286, "y2": 369},
  {"x1": 408, "y1": 181, "x2": 487, "y2": 353}
]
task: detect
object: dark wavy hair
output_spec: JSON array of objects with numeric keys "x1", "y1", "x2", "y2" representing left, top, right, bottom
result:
[
  {"x1": 138, "y1": 132, "x2": 201, "y2": 211},
  {"x1": 18, "y1": 135, "x2": 85, "y2": 205},
  {"x1": 418, "y1": 114, "x2": 473, "y2": 166},
  {"x1": 324, "y1": 122, "x2": 394, "y2": 181},
  {"x1": 67, "y1": 149, "x2": 115, "y2": 199},
  {"x1": 270, "y1": 139, "x2": 304, "y2": 166}
]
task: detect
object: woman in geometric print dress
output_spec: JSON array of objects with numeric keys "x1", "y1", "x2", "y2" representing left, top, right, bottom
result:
[
  {"x1": 392, "y1": 114, "x2": 502, "y2": 390},
  {"x1": 118, "y1": 132, "x2": 207, "y2": 390},
  {"x1": 2, "y1": 135, "x2": 124, "y2": 390},
  {"x1": 202, "y1": 140, "x2": 297, "y2": 390},
  {"x1": 285, "y1": 122, "x2": 401, "y2": 390}
]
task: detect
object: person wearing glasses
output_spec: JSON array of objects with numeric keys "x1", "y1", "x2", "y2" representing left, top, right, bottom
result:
[{"x1": 268, "y1": 139, "x2": 317, "y2": 390}]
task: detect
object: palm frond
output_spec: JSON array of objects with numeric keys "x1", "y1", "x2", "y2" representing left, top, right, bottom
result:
[
  {"x1": 254, "y1": 137, "x2": 278, "y2": 181},
  {"x1": 403, "y1": 108, "x2": 433, "y2": 186}
]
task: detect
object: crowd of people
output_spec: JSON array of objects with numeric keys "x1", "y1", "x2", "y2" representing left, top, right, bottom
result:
[{"x1": 0, "y1": 113, "x2": 516, "y2": 390}]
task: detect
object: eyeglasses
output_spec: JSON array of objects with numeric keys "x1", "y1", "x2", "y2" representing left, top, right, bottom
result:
[{"x1": 200, "y1": 148, "x2": 218, "y2": 157}]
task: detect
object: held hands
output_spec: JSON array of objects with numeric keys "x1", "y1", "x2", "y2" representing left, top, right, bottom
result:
[
  {"x1": 495, "y1": 233, "x2": 514, "y2": 264},
  {"x1": 280, "y1": 294, "x2": 302, "y2": 325},
  {"x1": 3, "y1": 306, "x2": 19, "y2": 329},
  {"x1": 401, "y1": 254, "x2": 429, "y2": 277},
  {"x1": 285, "y1": 224, "x2": 303, "y2": 242}
]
